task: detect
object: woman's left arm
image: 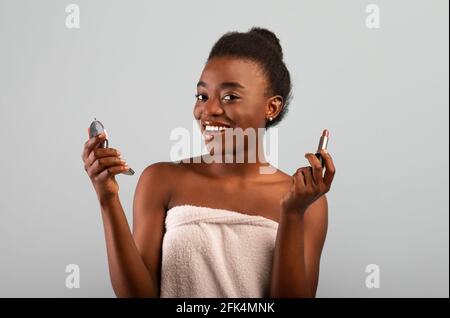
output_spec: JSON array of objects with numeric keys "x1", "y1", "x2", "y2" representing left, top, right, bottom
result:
[{"x1": 270, "y1": 149, "x2": 335, "y2": 298}]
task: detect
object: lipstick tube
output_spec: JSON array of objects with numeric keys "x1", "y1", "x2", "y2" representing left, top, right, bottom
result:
[{"x1": 315, "y1": 129, "x2": 329, "y2": 168}]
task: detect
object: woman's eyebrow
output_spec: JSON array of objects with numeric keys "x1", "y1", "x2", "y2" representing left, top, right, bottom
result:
[
  {"x1": 220, "y1": 82, "x2": 245, "y2": 90},
  {"x1": 197, "y1": 81, "x2": 207, "y2": 88},
  {"x1": 196, "y1": 81, "x2": 245, "y2": 90}
]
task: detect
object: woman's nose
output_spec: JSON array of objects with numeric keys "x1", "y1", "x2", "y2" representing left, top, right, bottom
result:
[{"x1": 202, "y1": 98, "x2": 224, "y2": 116}]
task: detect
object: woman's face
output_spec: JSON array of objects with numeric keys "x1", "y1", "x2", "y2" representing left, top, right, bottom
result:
[{"x1": 193, "y1": 56, "x2": 281, "y2": 156}]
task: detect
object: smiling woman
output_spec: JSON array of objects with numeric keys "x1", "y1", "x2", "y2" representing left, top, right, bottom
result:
[
  {"x1": 195, "y1": 27, "x2": 292, "y2": 130},
  {"x1": 82, "y1": 26, "x2": 336, "y2": 298}
]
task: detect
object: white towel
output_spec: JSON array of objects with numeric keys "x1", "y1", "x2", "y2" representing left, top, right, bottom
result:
[{"x1": 160, "y1": 205, "x2": 279, "y2": 298}]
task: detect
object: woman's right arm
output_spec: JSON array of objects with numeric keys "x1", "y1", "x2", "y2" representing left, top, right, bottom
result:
[
  {"x1": 82, "y1": 133, "x2": 170, "y2": 297},
  {"x1": 99, "y1": 193, "x2": 158, "y2": 297}
]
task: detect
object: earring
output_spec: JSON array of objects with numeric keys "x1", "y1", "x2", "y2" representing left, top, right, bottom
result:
[{"x1": 268, "y1": 117, "x2": 273, "y2": 121}]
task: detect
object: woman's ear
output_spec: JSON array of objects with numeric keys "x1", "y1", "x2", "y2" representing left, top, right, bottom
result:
[{"x1": 266, "y1": 95, "x2": 284, "y2": 121}]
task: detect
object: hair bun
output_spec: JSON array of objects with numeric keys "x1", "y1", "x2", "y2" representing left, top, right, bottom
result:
[{"x1": 248, "y1": 27, "x2": 283, "y2": 58}]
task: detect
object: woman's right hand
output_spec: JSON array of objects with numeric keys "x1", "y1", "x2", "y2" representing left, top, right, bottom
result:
[{"x1": 82, "y1": 133, "x2": 129, "y2": 202}]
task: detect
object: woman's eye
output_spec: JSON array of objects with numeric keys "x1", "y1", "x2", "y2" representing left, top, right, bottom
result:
[
  {"x1": 195, "y1": 93, "x2": 207, "y2": 101},
  {"x1": 222, "y1": 94, "x2": 239, "y2": 102}
]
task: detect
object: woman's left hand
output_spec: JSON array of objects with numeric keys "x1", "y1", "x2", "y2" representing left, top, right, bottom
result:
[{"x1": 280, "y1": 149, "x2": 336, "y2": 214}]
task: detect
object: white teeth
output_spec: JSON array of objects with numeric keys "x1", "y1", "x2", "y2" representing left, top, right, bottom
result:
[{"x1": 205, "y1": 125, "x2": 227, "y2": 131}]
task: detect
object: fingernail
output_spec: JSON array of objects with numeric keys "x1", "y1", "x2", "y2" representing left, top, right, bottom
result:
[{"x1": 323, "y1": 149, "x2": 328, "y2": 154}]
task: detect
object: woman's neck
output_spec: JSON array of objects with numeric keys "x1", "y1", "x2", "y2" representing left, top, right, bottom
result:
[{"x1": 201, "y1": 145, "x2": 276, "y2": 180}]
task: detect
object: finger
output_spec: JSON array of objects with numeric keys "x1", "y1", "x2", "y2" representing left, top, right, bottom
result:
[
  {"x1": 320, "y1": 149, "x2": 336, "y2": 189},
  {"x1": 95, "y1": 165, "x2": 130, "y2": 181},
  {"x1": 294, "y1": 168, "x2": 306, "y2": 191},
  {"x1": 303, "y1": 166, "x2": 316, "y2": 189},
  {"x1": 82, "y1": 133, "x2": 107, "y2": 161},
  {"x1": 87, "y1": 157, "x2": 127, "y2": 177},
  {"x1": 304, "y1": 153, "x2": 323, "y2": 185},
  {"x1": 85, "y1": 148, "x2": 122, "y2": 169},
  {"x1": 90, "y1": 161, "x2": 128, "y2": 179}
]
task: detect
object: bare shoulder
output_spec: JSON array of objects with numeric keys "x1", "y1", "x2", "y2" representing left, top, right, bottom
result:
[
  {"x1": 142, "y1": 160, "x2": 183, "y2": 173},
  {"x1": 140, "y1": 160, "x2": 193, "y2": 183},
  {"x1": 275, "y1": 169, "x2": 294, "y2": 184},
  {"x1": 261, "y1": 166, "x2": 292, "y2": 185},
  {"x1": 134, "y1": 161, "x2": 184, "y2": 209}
]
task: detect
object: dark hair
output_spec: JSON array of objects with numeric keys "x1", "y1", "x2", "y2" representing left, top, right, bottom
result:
[{"x1": 207, "y1": 27, "x2": 292, "y2": 128}]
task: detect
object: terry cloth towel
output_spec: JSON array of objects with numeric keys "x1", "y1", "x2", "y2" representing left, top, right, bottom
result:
[{"x1": 160, "y1": 205, "x2": 279, "y2": 298}]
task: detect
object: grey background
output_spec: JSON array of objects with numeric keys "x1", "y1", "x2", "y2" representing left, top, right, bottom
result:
[{"x1": 0, "y1": 0, "x2": 448, "y2": 297}]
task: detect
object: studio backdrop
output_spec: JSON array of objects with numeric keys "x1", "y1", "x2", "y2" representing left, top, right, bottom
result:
[{"x1": 0, "y1": 0, "x2": 448, "y2": 297}]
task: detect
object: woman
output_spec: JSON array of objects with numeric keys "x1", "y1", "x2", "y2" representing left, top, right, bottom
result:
[{"x1": 81, "y1": 27, "x2": 336, "y2": 298}]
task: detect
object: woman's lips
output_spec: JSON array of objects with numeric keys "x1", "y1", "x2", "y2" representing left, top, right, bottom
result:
[{"x1": 202, "y1": 127, "x2": 230, "y2": 142}]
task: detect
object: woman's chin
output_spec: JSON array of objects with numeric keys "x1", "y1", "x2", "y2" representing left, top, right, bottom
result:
[{"x1": 205, "y1": 142, "x2": 237, "y2": 158}]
